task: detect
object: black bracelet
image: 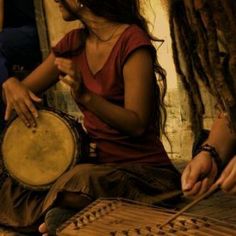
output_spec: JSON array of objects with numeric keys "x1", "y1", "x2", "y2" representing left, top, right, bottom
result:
[{"x1": 194, "y1": 144, "x2": 222, "y2": 173}]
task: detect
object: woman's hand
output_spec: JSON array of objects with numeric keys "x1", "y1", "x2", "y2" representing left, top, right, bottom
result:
[
  {"x1": 54, "y1": 57, "x2": 85, "y2": 103},
  {"x1": 216, "y1": 155, "x2": 236, "y2": 195},
  {"x1": 2, "y1": 77, "x2": 42, "y2": 127},
  {"x1": 181, "y1": 152, "x2": 218, "y2": 198}
]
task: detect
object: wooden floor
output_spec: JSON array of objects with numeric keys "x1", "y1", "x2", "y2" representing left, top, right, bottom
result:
[{"x1": 0, "y1": 160, "x2": 235, "y2": 235}]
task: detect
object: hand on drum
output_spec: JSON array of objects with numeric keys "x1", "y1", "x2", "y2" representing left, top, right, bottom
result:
[
  {"x1": 181, "y1": 152, "x2": 218, "y2": 199},
  {"x1": 2, "y1": 77, "x2": 42, "y2": 127},
  {"x1": 55, "y1": 57, "x2": 85, "y2": 103}
]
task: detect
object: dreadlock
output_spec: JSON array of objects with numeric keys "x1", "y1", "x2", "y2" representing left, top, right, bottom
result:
[{"x1": 169, "y1": 0, "x2": 236, "y2": 134}]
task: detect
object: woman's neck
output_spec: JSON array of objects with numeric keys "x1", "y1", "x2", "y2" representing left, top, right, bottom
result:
[{"x1": 80, "y1": 13, "x2": 123, "y2": 43}]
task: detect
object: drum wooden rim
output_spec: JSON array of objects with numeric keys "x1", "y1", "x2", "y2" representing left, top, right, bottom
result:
[{"x1": 1, "y1": 109, "x2": 79, "y2": 190}]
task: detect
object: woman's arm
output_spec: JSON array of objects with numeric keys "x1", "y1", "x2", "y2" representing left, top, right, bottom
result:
[
  {"x1": 2, "y1": 53, "x2": 59, "y2": 126},
  {"x1": 83, "y1": 48, "x2": 153, "y2": 136},
  {"x1": 0, "y1": 0, "x2": 4, "y2": 31},
  {"x1": 22, "y1": 53, "x2": 60, "y2": 93},
  {"x1": 56, "y1": 48, "x2": 154, "y2": 137}
]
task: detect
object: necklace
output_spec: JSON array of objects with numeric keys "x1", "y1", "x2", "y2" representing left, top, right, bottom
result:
[{"x1": 90, "y1": 24, "x2": 122, "y2": 43}]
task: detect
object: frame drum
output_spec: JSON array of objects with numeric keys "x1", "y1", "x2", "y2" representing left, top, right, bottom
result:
[{"x1": 0, "y1": 109, "x2": 87, "y2": 190}]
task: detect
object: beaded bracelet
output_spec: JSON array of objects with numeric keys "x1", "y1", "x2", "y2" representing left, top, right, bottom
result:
[{"x1": 194, "y1": 144, "x2": 222, "y2": 173}]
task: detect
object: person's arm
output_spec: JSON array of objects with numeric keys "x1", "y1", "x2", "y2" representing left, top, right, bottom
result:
[
  {"x1": 22, "y1": 53, "x2": 59, "y2": 93},
  {"x1": 2, "y1": 53, "x2": 59, "y2": 126},
  {"x1": 182, "y1": 114, "x2": 236, "y2": 198},
  {"x1": 55, "y1": 47, "x2": 153, "y2": 137},
  {"x1": 205, "y1": 114, "x2": 236, "y2": 160},
  {"x1": 0, "y1": 0, "x2": 4, "y2": 32}
]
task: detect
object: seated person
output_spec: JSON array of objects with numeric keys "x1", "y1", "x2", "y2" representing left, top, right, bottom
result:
[
  {"x1": 0, "y1": 0, "x2": 41, "y2": 132},
  {"x1": 182, "y1": 113, "x2": 236, "y2": 198},
  {"x1": 1, "y1": 0, "x2": 181, "y2": 235}
]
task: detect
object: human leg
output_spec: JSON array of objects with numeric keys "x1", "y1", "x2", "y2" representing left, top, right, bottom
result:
[
  {"x1": 0, "y1": 178, "x2": 48, "y2": 233},
  {"x1": 0, "y1": 50, "x2": 9, "y2": 85},
  {"x1": 0, "y1": 26, "x2": 41, "y2": 131},
  {"x1": 39, "y1": 208, "x2": 77, "y2": 236},
  {"x1": 38, "y1": 191, "x2": 93, "y2": 235},
  {"x1": 43, "y1": 163, "x2": 181, "y2": 210},
  {"x1": 38, "y1": 163, "x2": 181, "y2": 235},
  {"x1": 0, "y1": 26, "x2": 41, "y2": 72}
]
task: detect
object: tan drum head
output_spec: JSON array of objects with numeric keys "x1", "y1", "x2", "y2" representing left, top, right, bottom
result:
[{"x1": 1, "y1": 110, "x2": 77, "y2": 190}]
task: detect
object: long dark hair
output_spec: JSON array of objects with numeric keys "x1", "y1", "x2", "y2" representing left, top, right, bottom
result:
[{"x1": 56, "y1": 0, "x2": 167, "y2": 137}]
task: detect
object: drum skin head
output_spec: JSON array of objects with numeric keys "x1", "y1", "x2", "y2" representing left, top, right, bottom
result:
[{"x1": 1, "y1": 110, "x2": 77, "y2": 190}]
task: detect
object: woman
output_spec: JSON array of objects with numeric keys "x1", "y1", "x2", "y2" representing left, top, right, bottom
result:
[{"x1": 2, "y1": 0, "x2": 180, "y2": 235}]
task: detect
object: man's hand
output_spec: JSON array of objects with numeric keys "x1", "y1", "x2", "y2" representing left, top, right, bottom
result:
[
  {"x1": 2, "y1": 77, "x2": 42, "y2": 127},
  {"x1": 181, "y1": 152, "x2": 218, "y2": 198},
  {"x1": 217, "y1": 155, "x2": 236, "y2": 195}
]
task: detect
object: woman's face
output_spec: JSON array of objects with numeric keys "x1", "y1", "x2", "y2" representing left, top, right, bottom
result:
[{"x1": 54, "y1": 0, "x2": 83, "y2": 21}]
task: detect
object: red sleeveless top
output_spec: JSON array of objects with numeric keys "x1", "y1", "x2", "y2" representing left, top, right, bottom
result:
[{"x1": 53, "y1": 25, "x2": 171, "y2": 165}]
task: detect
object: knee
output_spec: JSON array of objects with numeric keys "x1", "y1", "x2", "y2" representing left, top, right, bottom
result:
[
  {"x1": 72, "y1": 164, "x2": 98, "y2": 177},
  {"x1": 0, "y1": 41, "x2": 10, "y2": 62},
  {"x1": 56, "y1": 192, "x2": 92, "y2": 210},
  {"x1": 72, "y1": 164, "x2": 109, "y2": 182},
  {"x1": 0, "y1": 46, "x2": 6, "y2": 58},
  {"x1": 0, "y1": 36, "x2": 9, "y2": 53},
  {"x1": 0, "y1": 34, "x2": 17, "y2": 61}
]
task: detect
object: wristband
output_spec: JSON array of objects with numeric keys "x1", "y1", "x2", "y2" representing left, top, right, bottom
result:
[{"x1": 194, "y1": 144, "x2": 222, "y2": 173}]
